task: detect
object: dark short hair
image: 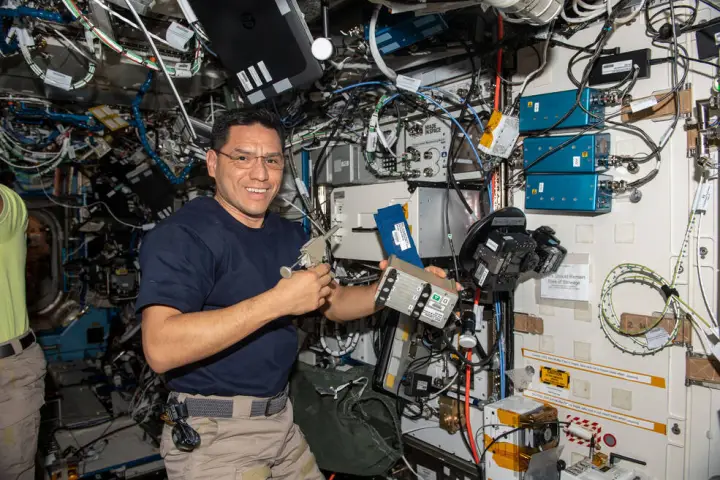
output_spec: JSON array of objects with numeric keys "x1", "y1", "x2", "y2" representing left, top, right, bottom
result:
[{"x1": 211, "y1": 109, "x2": 285, "y2": 152}]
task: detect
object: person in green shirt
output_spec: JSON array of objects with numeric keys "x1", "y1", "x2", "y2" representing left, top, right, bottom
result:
[{"x1": 0, "y1": 171, "x2": 47, "y2": 480}]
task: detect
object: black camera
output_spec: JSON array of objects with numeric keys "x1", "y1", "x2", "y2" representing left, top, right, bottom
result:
[{"x1": 460, "y1": 208, "x2": 566, "y2": 292}]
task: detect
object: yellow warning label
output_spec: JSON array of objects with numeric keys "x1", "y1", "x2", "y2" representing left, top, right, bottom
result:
[
  {"x1": 527, "y1": 101, "x2": 533, "y2": 107},
  {"x1": 531, "y1": 189, "x2": 538, "y2": 195},
  {"x1": 540, "y1": 366, "x2": 570, "y2": 389},
  {"x1": 582, "y1": 151, "x2": 589, "y2": 158},
  {"x1": 385, "y1": 373, "x2": 396, "y2": 389},
  {"x1": 402, "y1": 203, "x2": 409, "y2": 219},
  {"x1": 479, "y1": 110, "x2": 503, "y2": 148}
]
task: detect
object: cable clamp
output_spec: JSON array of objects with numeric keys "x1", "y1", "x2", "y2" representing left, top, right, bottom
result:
[{"x1": 661, "y1": 284, "x2": 679, "y2": 299}]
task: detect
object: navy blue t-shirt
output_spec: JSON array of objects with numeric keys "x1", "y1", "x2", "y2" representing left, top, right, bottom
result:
[{"x1": 135, "y1": 197, "x2": 308, "y2": 397}]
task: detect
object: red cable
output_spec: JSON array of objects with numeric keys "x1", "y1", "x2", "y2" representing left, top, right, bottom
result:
[
  {"x1": 465, "y1": 350, "x2": 481, "y2": 464},
  {"x1": 494, "y1": 16, "x2": 504, "y2": 111},
  {"x1": 328, "y1": 474, "x2": 336, "y2": 480}
]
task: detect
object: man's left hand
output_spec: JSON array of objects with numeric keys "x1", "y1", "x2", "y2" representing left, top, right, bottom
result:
[{"x1": 379, "y1": 260, "x2": 463, "y2": 291}]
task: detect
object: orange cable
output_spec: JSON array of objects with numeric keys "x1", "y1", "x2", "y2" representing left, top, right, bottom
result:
[
  {"x1": 465, "y1": 350, "x2": 481, "y2": 464},
  {"x1": 494, "y1": 16, "x2": 504, "y2": 111},
  {"x1": 328, "y1": 474, "x2": 336, "y2": 480}
]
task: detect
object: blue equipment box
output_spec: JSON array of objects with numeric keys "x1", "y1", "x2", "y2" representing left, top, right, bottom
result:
[
  {"x1": 525, "y1": 173, "x2": 613, "y2": 214},
  {"x1": 519, "y1": 89, "x2": 603, "y2": 133},
  {"x1": 365, "y1": 13, "x2": 448, "y2": 55},
  {"x1": 37, "y1": 308, "x2": 111, "y2": 362},
  {"x1": 523, "y1": 134, "x2": 611, "y2": 173}
]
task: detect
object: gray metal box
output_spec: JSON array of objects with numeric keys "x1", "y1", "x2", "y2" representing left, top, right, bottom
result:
[
  {"x1": 330, "y1": 182, "x2": 480, "y2": 261},
  {"x1": 315, "y1": 144, "x2": 377, "y2": 186}
]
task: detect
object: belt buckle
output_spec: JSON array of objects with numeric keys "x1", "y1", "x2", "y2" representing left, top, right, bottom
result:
[
  {"x1": 265, "y1": 390, "x2": 284, "y2": 416},
  {"x1": 264, "y1": 398, "x2": 274, "y2": 416}
]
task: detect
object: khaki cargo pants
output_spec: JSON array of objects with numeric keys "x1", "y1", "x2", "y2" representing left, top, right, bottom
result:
[
  {"x1": 0, "y1": 341, "x2": 47, "y2": 480},
  {"x1": 161, "y1": 393, "x2": 325, "y2": 480}
]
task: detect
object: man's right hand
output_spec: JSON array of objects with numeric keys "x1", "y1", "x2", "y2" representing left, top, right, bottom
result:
[{"x1": 274, "y1": 263, "x2": 333, "y2": 316}]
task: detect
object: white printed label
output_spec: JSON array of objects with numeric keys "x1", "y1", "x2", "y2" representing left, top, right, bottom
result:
[
  {"x1": 396, "y1": 74, "x2": 422, "y2": 93},
  {"x1": 486, "y1": 238, "x2": 499, "y2": 251},
  {"x1": 295, "y1": 178, "x2": 309, "y2": 197},
  {"x1": 477, "y1": 114, "x2": 520, "y2": 159},
  {"x1": 630, "y1": 96, "x2": 658, "y2": 113},
  {"x1": 173, "y1": 62, "x2": 192, "y2": 78},
  {"x1": 247, "y1": 65, "x2": 263, "y2": 87},
  {"x1": 237, "y1": 71, "x2": 253, "y2": 92},
  {"x1": 573, "y1": 156, "x2": 581, "y2": 167},
  {"x1": 392, "y1": 223, "x2": 411, "y2": 251},
  {"x1": 715, "y1": 32, "x2": 720, "y2": 45},
  {"x1": 646, "y1": 327, "x2": 671, "y2": 349},
  {"x1": 475, "y1": 264, "x2": 489, "y2": 286},
  {"x1": 538, "y1": 182, "x2": 544, "y2": 193},
  {"x1": 44, "y1": 69, "x2": 73, "y2": 90},
  {"x1": 257, "y1": 61, "x2": 273, "y2": 82},
  {"x1": 534, "y1": 381, "x2": 570, "y2": 399},
  {"x1": 696, "y1": 184, "x2": 712, "y2": 212},
  {"x1": 422, "y1": 309, "x2": 444, "y2": 323},
  {"x1": 366, "y1": 131, "x2": 378, "y2": 153},
  {"x1": 417, "y1": 465, "x2": 437, "y2": 480},
  {"x1": 541, "y1": 263, "x2": 590, "y2": 302},
  {"x1": 165, "y1": 22, "x2": 194, "y2": 51},
  {"x1": 602, "y1": 59, "x2": 633, "y2": 75},
  {"x1": 493, "y1": 115, "x2": 520, "y2": 159},
  {"x1": 427, "y1": 300, "x2": 445, "y2": 312},
  {"x1": 534, "y1": 102, "x2": 540, "y2": 113},
  {"x1": 417, "y1": 380, "x2": 428, "y2": 391}
]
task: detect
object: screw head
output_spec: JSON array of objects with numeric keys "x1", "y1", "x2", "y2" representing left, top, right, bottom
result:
[
  {"x1": 672, "y1": 423, "x2": 681, "y2": 435},
  {"x1": 630, "y1": 189, "x2": 643, "y2": 203},
  {"x1": 700, "y1": 246, "x2": 708, "y2": 258}
]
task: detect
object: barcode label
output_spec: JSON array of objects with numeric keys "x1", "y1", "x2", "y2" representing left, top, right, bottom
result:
[
  {"x1": 237, "y1": 71, "x2": 253, "y2": 92},
  {"x1": 257, "y1": 61, "x2": 273, "y2": 82},
  {"x1": 248, "y1": 65, "x2": 263, "y2": 87},
  {"x1": 392, "y1": 223, "x2": 411, "y2": 251}
]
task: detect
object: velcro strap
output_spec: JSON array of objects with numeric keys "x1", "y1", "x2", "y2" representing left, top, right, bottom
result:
[
  {"x1": 173, "y1": 388, "x2": 289, "y2": 418},
  {"x1": 185, "y1": 397, "x2": 234, "y2": 418}
]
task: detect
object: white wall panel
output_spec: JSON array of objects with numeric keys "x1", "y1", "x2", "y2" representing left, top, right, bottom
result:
[{"x1": 511, "y1": 7, "x2": 719, "y2": 479}]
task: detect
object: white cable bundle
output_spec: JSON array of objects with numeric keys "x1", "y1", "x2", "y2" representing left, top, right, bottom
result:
[
  {"x1": 489, "y1": 0, "x2": 563, "y2": 25},
  {"x1": 560, "y1": 0, "x2": 646, "y2": 25},
  {"x1": 18, "y1": 41, "x2": 96, "y2": 90},
  {"x1": 319, "y1": 317, "x2": 360, "y2": 357},
  {"x1": 368, "y1": 5, "x2": 397, "y2": 82}
]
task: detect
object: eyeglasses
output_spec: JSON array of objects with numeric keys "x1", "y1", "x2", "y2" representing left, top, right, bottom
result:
[{"x1": 215, "y1": 150, "x2": 285, "y2": 170}]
